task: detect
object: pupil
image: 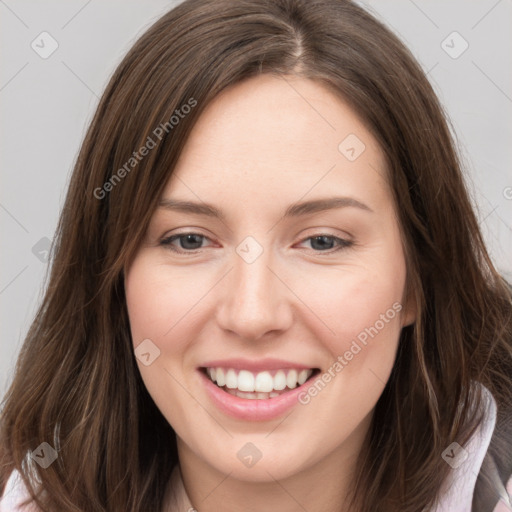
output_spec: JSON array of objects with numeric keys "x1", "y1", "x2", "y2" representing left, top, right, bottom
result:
[
  {"x1": 311, "y1": 236, "x2": 333, "y2": 251},
  {"x1": 182, "y1": 234, "x2": 202, "y2": 249}
]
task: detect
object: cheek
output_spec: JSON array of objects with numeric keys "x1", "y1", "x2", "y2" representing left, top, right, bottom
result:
[
  {"x1": 292, "y1": 268, "x2": 405, "y2": 440},
  {"x1": 125, "y1": 257, "x2": 203, "y2": 350},
  {"x1": 300, "y1": 264, "x2": 406, "y2": 356},
  {"x1": 124, "y1": 257, "x2": 207, "y2": 424},
  {"x1": 291, "y1": 240, "x2": 408, "y2": 414},
  {"x1": 125, "y1": 270, "x2": 170, "y2": 344}
]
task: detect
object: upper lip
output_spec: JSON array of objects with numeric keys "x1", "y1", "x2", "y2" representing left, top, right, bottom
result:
[{"x1": 199, "y1": 358, "x2": 317, "y2": 373}]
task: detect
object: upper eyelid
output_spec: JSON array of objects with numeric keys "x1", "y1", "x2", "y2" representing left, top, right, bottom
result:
[
  {"x1": 160, "y1": 231, "x2": 352, "y2": 250},
  {"x1": 160, "y1": 225, "x2": 352, "y2": 240},
  {"x1": 161, "y1": 231, "x2": 214, "y2": 244},
  {"x1": 160, "y1": 230, "x2": 349, "y2": 242}
]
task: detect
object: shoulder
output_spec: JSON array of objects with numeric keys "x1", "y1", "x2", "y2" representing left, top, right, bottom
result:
[
  {"x1": 433, "y1": 383, "x2": 512, "y2": 511},
  {"x1": 0, "y1": 470, "x2": 41, "y2": 512}
]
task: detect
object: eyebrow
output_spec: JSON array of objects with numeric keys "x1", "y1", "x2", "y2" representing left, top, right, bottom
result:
[{"x1": 157, "y1": 196, "x2": 373, "y2": 221}]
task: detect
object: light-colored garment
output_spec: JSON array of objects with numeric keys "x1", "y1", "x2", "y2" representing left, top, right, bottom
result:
[
  {"x1": 429, "y1": 384, "x2": 512, "y2": 511},
  {"x1": 2, "y1": 385, "x2": 511, "y2": 511}
]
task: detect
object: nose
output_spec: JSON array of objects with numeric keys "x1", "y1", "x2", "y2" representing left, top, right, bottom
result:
[{"x1": 215, "y1": 244, "x2": 294, "y2": 341}]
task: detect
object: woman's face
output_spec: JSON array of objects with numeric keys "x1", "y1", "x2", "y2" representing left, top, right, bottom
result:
[{"x1": 125, "y1": 74, "x2": 415, "y2": 483}]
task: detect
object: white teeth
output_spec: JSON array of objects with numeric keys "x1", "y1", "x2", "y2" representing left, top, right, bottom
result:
[
  {"x1": 225, "y1": 369, "x2": 237, "y2": 389},
  {"x1": 226, "y1": 389, "x2": 289, "y2": 400},
  {"x1": 286, "y1": 369, "x2": 298, "y2": 389},
  {"x1": 297, "y1": 369, "x2": 309, "y2": 385},
  {"x1": 206, "y1": 366, "x2": 314, "y2": 396},
  {"x1": 254, "y1": 371, "x2": 273, "y2": 392},
  {"x1": 273, "y1": 370, "x2": 287, "y2": 390},
  {"x1": 216, "y1": 368, "x2": 225, "y2": 387},
  {"x1": 238, "y1": 370, "x2": 255, "y2": 392}
]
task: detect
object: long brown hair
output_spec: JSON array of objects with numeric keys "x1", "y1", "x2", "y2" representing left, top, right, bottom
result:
[{"x1": 1, "y1": 0, "x2": 511, "y2": 510}]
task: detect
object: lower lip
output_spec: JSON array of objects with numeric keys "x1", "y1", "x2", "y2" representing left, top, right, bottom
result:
[{"x1": 199, "y1": 369, "x2": 318, "y2": 421}]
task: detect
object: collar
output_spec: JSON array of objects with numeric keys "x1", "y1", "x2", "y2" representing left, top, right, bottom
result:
[{"x1": 432, "y1": 382, "x2": 497, "y2": 511}]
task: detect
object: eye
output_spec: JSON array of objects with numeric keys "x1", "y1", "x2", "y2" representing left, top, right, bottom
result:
[
  {"x1": 296, "y1": 234, "x2": 353, "y2": 253},
  {"x1": 159, "y1": 232, "x2": 353, "y2": 255},
  {"x1": 160, "y1": 232, "x2": 212, "y2": 253}
]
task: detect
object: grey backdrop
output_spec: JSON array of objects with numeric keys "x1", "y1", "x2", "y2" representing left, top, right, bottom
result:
[{"x1": 1, "y1": 0, "x2": 511, "y2": 398}]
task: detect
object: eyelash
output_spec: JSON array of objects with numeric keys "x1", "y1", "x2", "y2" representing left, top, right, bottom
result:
[{"x1": 159, "y1": 232, "x2": 353, "y2": 255}]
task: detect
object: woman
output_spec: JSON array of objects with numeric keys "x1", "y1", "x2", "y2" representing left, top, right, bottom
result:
[{"x1": 1, "y1": 0, "x2": 511, "y2": 510}]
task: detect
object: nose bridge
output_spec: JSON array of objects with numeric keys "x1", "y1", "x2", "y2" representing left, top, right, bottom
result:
[
  {"x1": 235, "y1": 247, "x2": 274, "y2": 308},
  {"x1": 215, "y1": 236, "x2": 292, "y2": 339}
]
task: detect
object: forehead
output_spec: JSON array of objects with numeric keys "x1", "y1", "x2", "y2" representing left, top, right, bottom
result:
[{"x1": 162, "y1": 74, "x2": 389, "y2": 213}]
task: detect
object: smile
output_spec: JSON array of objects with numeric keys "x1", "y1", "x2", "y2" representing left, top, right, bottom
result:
[
  {"x1": 204, "y1": 367, "x2": 317, "y2": 399},
  {"x1": 199, "y1": 365, "x2": 321, "y2": 421}
]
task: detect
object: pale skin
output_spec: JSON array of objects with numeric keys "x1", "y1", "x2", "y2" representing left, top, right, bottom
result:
[{"x1": 124, "y1": 74, "x2": 416, "y2": 512}]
